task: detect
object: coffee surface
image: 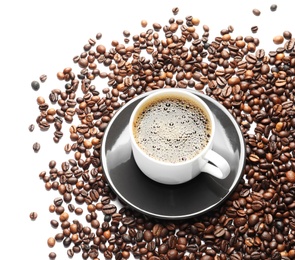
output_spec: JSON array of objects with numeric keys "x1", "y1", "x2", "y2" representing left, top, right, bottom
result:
[{"x1": 133, "y1": 96, "x2": 211, "y2": 163}]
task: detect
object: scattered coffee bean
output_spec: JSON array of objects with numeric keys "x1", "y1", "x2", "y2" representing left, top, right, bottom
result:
[
  {"x1": 283, "y1": 30, "x2": 292, "y2": 40},
  {"x1": 141, "y1": 19, "x2": 147, "y2": 28},
  {"x1": 31, "y1": 80, "x2": 40, "y2": 91},
  {"x1": 95, "y1": 32, "x2": 102, "y2": 40},
  {"x1": 48, "y1": 252, "x2": 56, "y2": 259},
  {"x1": 53, "y1": 197, "x2": 63, "y2": 206},
  {"x1": 251, "y1": 25, "x2": 258, "y2": 33},
  {"x1": 74, "y1": 207, "x2": 83, "y2": 215},
  {"x1": 59, "y1": 212, "x2": 69, "y2": 222},
  {"x1": 29, "y1": 212, "x2": 38, "y2": 220},
  {"x1": 32, "y1": 142, "x2": 40, "y2": 152},
  {"x1": 172, "y1": 7, "x2": 179, "y2": 15},
  {"x1": 39, "y1": 74, "x2": 47, "y2": 83},
  {"x1": 50, "y1": 220, "x2": 58, "y2": 229},
  {"x1": 192, "y1": 17, "x2": 200, "y2": 26},
  {"x1": 36, "y1": 96, "x2": 45, "y2": 105},
  {"x1": 273, "y1": 35, "x2": 284, "y2": 44},
  {"x1": 28, "y1": 124, "x2": 35, "y2": 132},
  {"x1": 47, "y1": 237, "x2": 56, "y2": 248},
  {"x1": 252, "y1": 8, "x2": 261, "y2": 16}
]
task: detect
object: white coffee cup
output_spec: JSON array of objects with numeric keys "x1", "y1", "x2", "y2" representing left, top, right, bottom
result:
[{"x1": 129, "y1": 89, "x2": 230, "y2": 185}]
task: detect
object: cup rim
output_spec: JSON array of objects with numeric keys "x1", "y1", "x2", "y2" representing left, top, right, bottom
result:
[{"x1": 129, "y1": 88, "x2": 216, "y2": 166}]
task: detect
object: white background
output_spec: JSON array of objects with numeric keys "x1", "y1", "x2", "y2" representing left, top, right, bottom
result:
[{"x1": 0, "y1": 0, "x2": 293, "y2": 259}]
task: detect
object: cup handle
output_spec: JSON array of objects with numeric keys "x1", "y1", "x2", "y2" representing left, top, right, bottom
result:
[{"x1": 202, "y1": 150, "x2": 230, "y2": 179}]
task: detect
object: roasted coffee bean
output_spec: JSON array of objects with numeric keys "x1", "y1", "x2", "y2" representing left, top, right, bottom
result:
[
  {"x1": 29, "y1": 212, "x2": 38, "y2": 220},
  {"x1": 31, "y1": 80, "x2": 40, "y2": 91},
  {"x1": 28, "y1": 124, "x2": 35, "y2": 132},
  {"x1": 102, "y1": 204, "x2": 117, "y2": 215},
  {"x1": 168, "y1": 235, "x2": 177, "y2": 248},
  {"x1": 143, "y1": 230, "x2": 154, "y2": 242},
  {"x1": 172, "y1": 7, "x2": 179, "y2": 15},
  {"x1": 39, "y1": 74, "x2": 47, "y2": 83},
  {"x1": 234, "y1": 217, "x2": 247, "y2": 227},
  {"x1": 252, "y1": 8, "x2": 261, "y2": 16},
  {"x1": 48, "y1": 252, "x2": 56, "y2": 259},
  {"x1": 67, "y1": 249, "x2": 74, "y2": 258},
  {"x1": 158, "y1": 243, "x2": 169, "y2": 254},
  {"x1": 251, "y1": 26, "x2": 258, "y2": 33},
  {"x1": 55, "y1": 206, "x2": 64, "y2": 215},
  {"x1": 214, "y1": 227, "x2": 225, "y2": 237},
  {"x1": 152, "y1": 223, "x2": 164, "y2": 237},
  {"x1": 283, "y1": 30, "x2": 292, "y2": 40},
  {"x1": 273, "y1": 35, "x2": 284, "y2": 44},
  {"x1": 50, "y1": 220, "x2": 59, "y2": 228},
  {"x1": 286, "y1": 171, "x2": 295, "y2": 183},
  {"x1": 32, "y1": 142, "x2": 40, "y2": 152},
  {"x1": 53, "y1": 197, "x2": 63, "y2": 206},
  {"x1": 63, "y1": 237, "x2": 72, "y2": 248},
  {"x1": 47, "y1": 237, "x2": 56, "y2": 248},
  {"x1": 248, "y1": 214, "x2": 259, "y2": 227}
]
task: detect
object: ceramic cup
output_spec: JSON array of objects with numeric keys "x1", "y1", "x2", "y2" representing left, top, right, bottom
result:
[{"x1": 129, "y1": 89, "x2": 230, "y2": 185}]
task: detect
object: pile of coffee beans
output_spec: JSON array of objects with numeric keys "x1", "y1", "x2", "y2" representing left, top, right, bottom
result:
[{"x1": 31, "y1": 5, "x2": 295, "y2": 260}]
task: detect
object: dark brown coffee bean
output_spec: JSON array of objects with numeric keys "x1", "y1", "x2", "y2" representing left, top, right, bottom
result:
[
  {"x1": 102, "y1": 204, "x2": 117, "y2": 215},
  {"x1": 50, "y1": 220, "x2": 59, "y2": 228},
  {"x1": 172, "y1": 7, "x2": 179, "y2": 15},
  {"x1": 248, "y1": 214, "x2": 259, "y2": 227},
  {"x1": 74, "y1": 207, "x2": 83, "y2": 215},
  {"x1": 28, "y1": 124, "x2": 35, "y2": 132},
  {"x1": 168, "y1": 235, "x2": 177, "y2": 248},
  {"x1": 55, "y1": 206, "x2": 65, "y2": 215},
  {"x1": 103, "y1": 249, "x2": 114, "y2": 259},
  {"x1": 143, "y1": 230, "x2": 154, "y2": 242},
  {"x1": 30, "y1": 212, "x2": 38, "y2": 220},
  {"x1": 214, "y1": 227, "x2": 225, "y2": 237},
  {"x1": 283, "y1": 30, "x2": 292, "y2": 40},
  {"x1": 252, "y1": 200, "x2": 264, "y2": 211},
  {"x1": 67, "y1": 249, "x2": 74, "y2": 258},
  {"x1": 33, "y1": 142, "x2": 41, "y2": 152},
  {"x1": 252, "y1": 8, "x2": 261, "y2": 16},
  {"x1": 48, "y1": 252, "x2": 56, "y2": 259},
  {"x1": 89, "y1": 249, "x2": 99, "y2": 259},
  {"x1": 167, "y1": 249, "x2": 178, "y2": 259},
  {"x1": 250, "y1": 252, "x2": 261, "y2": 260},
  {"x1": 216, "y1": 76, "x2": 227, "y2": 87},
  {"x1": 152, "y1": 223, "x2": 163, "y2": 237},
  {"x1": 63, "y1": 237, "x2": 71, "y2": 247},
  {"x1": 153, "y1": 23, "x2": 162, "y2": 31},
  {"x1": 234, "y1": 217, "x2": 247, "y2": 227},
  {"x1": 39, "y1": 74, "x2": 47, "y2": 83},
  {"x1": 159, "y1": 243, "x2": 169, "y2": 254},
  {"x1": 251, "y1": 26, "x2": 258, "y2": 33}
]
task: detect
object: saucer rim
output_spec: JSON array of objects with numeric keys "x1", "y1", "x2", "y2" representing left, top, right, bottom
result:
[{"x1": 101, "y1": 89, "x2": 246, "y2": 219}]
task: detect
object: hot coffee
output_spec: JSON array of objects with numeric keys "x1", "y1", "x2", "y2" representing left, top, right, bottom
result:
[
  {"x1": 132, "y1": 95, "x2": 211, "y2": 163},
  {"x1": 129, "y1": 89, "x2": 230, "y2": 184}
]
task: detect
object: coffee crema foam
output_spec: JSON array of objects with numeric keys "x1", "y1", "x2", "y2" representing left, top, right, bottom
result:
[{"x1": 133, "y1": 96, "x2": 211, "y2": 163}]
